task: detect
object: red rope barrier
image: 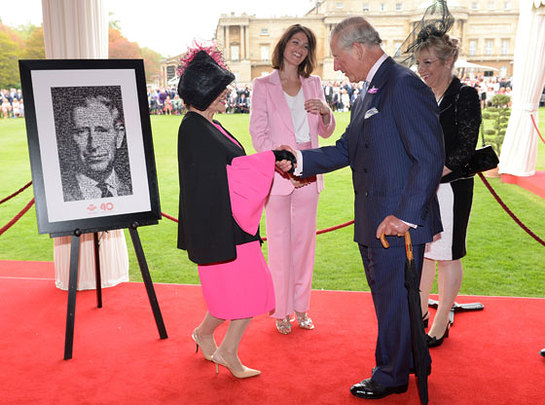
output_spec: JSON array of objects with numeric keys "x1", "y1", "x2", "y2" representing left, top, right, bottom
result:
[
  {"x1": 0, "y1": 181, "x2": 32, "y2": 205},
  {"x1": 0, "y1": 198, "x2": 35, "y2": 237},
  {"x1": 316, "y1": 220, "x2": 355, "y2": 235},
  {"x1": 161, "y1": 211, "x2": 354, "y2": 242},
  {"x1": 530, "y1": 114, "x2": 545, "y2": 145},
  {"x1": 161, "y1": 212, "x2": 178, "y2": 223},
  {"x1": 477, "y1": 173, "x2": 545, "y2": 247}
]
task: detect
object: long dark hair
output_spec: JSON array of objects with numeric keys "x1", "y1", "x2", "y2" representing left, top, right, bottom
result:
[{"x1": 272, "y1": 24, "x2": 316, "y2": 78}]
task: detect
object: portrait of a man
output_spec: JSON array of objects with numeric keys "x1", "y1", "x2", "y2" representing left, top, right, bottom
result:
[{"x1": 51, "y1": 86, "x2": 133, "y2": 202}]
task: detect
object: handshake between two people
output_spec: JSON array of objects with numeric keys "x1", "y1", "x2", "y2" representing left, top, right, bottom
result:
[
  {"x1": 272, "y1": 146, "x2": 314, "y2": 189},
  {"x1": 272, "y1": 145, "x2": 297, "y2": 174}
]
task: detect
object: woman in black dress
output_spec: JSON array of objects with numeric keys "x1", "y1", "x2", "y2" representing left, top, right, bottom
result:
[{"x1": 414, "y1": 32, "x2": 481, "y2": 347}]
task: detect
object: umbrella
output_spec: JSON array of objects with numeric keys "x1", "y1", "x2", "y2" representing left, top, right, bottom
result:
[
  {"x1": 404, "y1": 231, "x2": 431, "y2": 405},
  {"x1": 379, "y1": 232, "x2": 431, "y2": 404}
]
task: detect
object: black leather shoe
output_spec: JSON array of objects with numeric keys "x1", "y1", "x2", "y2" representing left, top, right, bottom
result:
[{"x1": 350, "y1": 378, "x2": 408, "y2": 399}]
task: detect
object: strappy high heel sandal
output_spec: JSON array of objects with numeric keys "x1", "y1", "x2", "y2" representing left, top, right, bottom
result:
[
  {"x1": 296, "y1": 312, "x2": 315, "y2": 330},
  {"x1": 275, "y1": 316, "x2": 292, "y2": 334}
]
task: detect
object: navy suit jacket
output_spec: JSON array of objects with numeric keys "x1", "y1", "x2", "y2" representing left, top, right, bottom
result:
[{"x1": 302, "y1": 57, "x2": 444, "y2": 248}]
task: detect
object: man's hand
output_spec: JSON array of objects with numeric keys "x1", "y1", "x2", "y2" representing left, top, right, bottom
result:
[{"x1": 376, "y1": 215, "x2": 410, "y2": 239}]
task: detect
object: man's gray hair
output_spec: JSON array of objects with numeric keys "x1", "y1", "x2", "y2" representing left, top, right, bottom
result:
[{"x1": 331, "y1": 16, "x2": 382, "y2": 49}]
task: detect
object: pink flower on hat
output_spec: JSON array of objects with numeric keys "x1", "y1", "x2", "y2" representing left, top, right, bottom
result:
[{"x1": 177, "y1": 41, "x2": 227, "y2": 77}]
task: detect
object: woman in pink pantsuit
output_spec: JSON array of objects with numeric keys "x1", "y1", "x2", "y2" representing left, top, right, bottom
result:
[{"x1": 250, "y1": 25, "x2": 336, "y2": 334}]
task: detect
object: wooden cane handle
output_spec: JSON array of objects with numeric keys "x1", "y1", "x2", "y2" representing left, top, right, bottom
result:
[
  {"x1": 380, "y1": 232, "x2": 389, "y2": 248},
  {"x1": 405, "y1": 231, "x2": 413, "y2": 261}
]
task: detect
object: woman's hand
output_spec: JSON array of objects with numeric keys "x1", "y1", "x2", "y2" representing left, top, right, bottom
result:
[{"x1": 304, "y1": 98, "x2": 330, "y2": 116}]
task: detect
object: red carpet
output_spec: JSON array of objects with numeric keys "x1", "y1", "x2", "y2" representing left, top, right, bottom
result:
[
  {"x1": 502, "y1": 171, "x2": 545, "y2": 199},
  {"x1": 1, "y1": 261, "x2": 544, "y2": 404}
]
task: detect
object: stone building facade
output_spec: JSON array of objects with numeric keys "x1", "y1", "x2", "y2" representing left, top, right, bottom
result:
[{"x1": 161, "y1": 0, "x2": 519, "y2": 86}]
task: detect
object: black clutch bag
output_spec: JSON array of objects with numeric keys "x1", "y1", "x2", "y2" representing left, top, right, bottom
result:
[{"x1": 441, "y1": 145, "x2": 499, "y2": 183}]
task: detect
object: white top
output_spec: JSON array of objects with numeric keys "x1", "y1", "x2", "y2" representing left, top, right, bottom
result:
[{"x1": 284, "y1": 88, "x2": 311, "y2": 144}]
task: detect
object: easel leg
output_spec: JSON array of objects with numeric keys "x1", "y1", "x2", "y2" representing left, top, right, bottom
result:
[
  {"x1": 129, "y1": 226, "x2": 168, "y2": 339},
  {"x1": 64, "y1": 233, "x2": 81, "y2": 360},
  {"x1": 94, "y1": 232, "x2": 103, "y2": 308}
]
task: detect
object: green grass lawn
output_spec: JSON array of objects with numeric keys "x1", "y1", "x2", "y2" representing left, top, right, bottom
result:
[{"x1": 1, "y1": 110, "x2": 545, "y2": 297}]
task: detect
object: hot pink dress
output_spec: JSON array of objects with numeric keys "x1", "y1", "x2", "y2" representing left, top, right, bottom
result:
[{"x1": 196, "y1": 124, "x2": 275, "y2": 320}]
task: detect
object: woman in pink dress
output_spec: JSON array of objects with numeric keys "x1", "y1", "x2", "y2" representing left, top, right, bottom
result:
[
  {"x1": 176, "y1": 47, "x2": 295, "y2": 378},
  {"x1": 249, "y1": 25, "x2": 335, "y2": 334}
]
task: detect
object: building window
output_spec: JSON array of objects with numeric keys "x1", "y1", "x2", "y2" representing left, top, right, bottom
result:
[
  {"x1": 396, "y1": 3, "x2": 403, "y2": 11},
  {"x1": 260, "y1": 45, "x2": 269, "y2": 61},
  {"x1": 471, "y1": 1, "x2": 478, "y2": 9},
  {"x1": 260, "y1": 28, "x2": 269, "y2": 36},
  {"x1": 231, "y1": 45, "x2": 239, "y2": 62},
  {"x1": 336, "y1": 2, "x2": 343, "y2": 8},
  {"x1": 380, "y1": 3, "x2": 386, "y2": 11},
  {"x1": 166, "y1": 65, "x2": 176, "y2": 82},
  {"x1": 485, "y1": 39, "x2": 494, "y2": 55},
  {"x1": 469, "y1": 40, "x2": 477, "y2": 56},
  {"x1": 504, "y1": 1, "x2": 511, "y2": 9},
  {"x1": 488, "y1": 0, "x2": 495, "y2": 10},
  {"x1": 362, "y1": 3, "x2": 370, "y2": 12},
  {"x1": 501, "y1": 39, "x2": 509, "y2": 55}
]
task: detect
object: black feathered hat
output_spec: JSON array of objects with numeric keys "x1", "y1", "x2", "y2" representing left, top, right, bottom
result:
[{"x1": 177, "y1": 50, "x2": 235, "y2": 111}]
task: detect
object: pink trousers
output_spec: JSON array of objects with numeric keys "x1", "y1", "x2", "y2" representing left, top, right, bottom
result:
[{"x1": 265, "y1": 183, "x2": 319, "y2": 319}]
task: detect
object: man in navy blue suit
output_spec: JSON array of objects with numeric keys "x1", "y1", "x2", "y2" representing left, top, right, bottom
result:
[{"x1": 278, "y1": 16, "x2": 444, "y2": 400}]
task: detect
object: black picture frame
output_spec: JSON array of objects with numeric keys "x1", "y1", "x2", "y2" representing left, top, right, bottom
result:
[{"x1": 19, "y1": 59, "x2": 161, "y2": 236}]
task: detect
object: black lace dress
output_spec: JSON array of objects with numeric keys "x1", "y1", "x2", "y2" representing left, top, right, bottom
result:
[{"x1": 425, "y1": 76, "x2": 481, "y2": 260}]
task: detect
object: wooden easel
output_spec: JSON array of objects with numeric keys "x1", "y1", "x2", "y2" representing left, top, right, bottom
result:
[{"x1": 63, "y1": 223, "x2": 167, "y2": 360}]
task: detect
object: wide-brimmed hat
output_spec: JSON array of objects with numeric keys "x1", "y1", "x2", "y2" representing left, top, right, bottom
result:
[{"x1": 177, "y1": 50, "x2": 235, "y2": 111}]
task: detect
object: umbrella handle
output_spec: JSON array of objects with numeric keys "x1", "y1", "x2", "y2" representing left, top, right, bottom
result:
[
  {"x1": 405, "y1": 231, "x2": 413, "y2": 261},
  {"x1": 380, "y1": 232, "x2": 389, "y2": 248}
]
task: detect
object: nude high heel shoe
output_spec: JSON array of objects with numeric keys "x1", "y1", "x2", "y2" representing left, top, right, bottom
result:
[
  {"x1": 192, "y1": 329, "x2": 214, "y2": 361},
  {"x1": 211, "y1": 351, "x2": 261, "y2": 379}
]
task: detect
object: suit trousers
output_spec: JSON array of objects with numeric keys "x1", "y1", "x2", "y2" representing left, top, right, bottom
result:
[
  {"x1": 359, "y1": 242, "x2": 425, "y2": 387},
  {"x1": 265, "y1": 184, "x2": 319, "y2": 319}
]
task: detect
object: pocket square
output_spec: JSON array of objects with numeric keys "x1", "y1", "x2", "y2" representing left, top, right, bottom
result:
[{"x1": 364, "y1": 107, "x2": 379, "y2": 119}]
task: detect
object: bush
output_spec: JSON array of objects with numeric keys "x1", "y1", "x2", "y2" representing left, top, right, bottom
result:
[{"x1": 481, "y1": 94, "x2": 511, "y2": 154}]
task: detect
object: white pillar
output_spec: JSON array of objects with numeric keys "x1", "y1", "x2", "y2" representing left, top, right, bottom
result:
[{"x1": 225, "y1": 24, "x2": 230, "y2": 60}]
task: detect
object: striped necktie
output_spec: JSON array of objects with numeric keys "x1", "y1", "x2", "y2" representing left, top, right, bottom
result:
[
  {"x1": 362, "y1": 81, "x2": 370, "y2": 96},
  {"x1": 97, "y1": 182, "x2": 113, "y2": 198}
]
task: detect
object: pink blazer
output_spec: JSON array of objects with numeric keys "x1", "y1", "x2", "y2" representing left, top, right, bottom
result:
[{"x1": 250, "y1": 70, "x2": 336, "y2": 195}]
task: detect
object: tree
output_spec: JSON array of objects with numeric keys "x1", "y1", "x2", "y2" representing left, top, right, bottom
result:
[
  {"x1": 22, "y1": 26, "x2": 45, "y2": 59},
  {"x1": 0, "y1": 31, "x2": 21, "y2": 88},
  {"x1": 109, "y1": 27, "x2": 141, "y2": 59},
  {"x1": 140, "y1": 47, "x2": 163, "y2": 85}
]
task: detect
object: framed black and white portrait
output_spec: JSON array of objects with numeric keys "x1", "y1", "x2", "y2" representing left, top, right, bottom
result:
[{"x1": 19, "y1": 59, "x2": 161, "y2": 236}]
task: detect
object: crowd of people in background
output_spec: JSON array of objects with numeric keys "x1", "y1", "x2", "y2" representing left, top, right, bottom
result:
[
  {"x1": 147, "y1": 84, "x2": 252, "y2": 116},
  {"x1": 0, "y1": 74, "x2": 517, "y2": 120},
  {"x1": 146, "y1": 74, "x2": 512, "y2": 116},
  {"x1": 0, "y1": 88, "x2": 24, "y2": 119}
]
